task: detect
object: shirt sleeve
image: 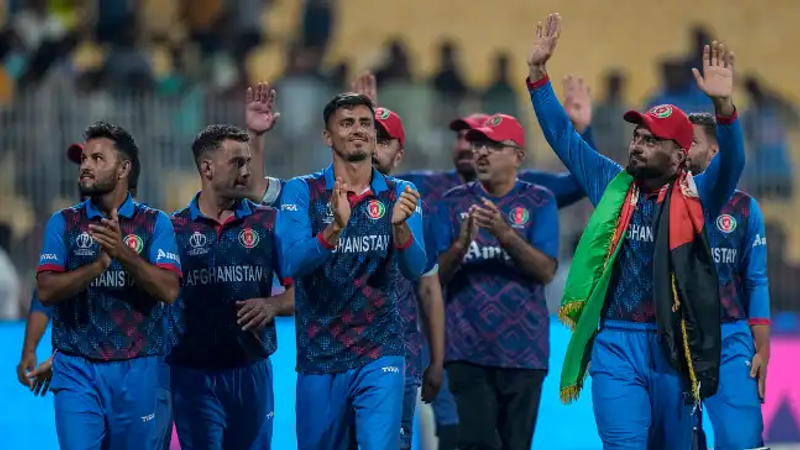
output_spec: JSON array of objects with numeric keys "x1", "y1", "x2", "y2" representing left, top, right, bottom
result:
[
  {"x1": 269, "y1": 210, "x2": 293, "y2": 288},
  {"x1": 527, "y1": 76, "x2": 622, "y2": 206},
  {"x1": 29, "y1": 290, "x2": 52, "y2": 318},
  {"x1": 37, "y1": 212, "x2": 67, "y2": 273},
  {"x1": 275, "y1": 177, "x2": 334, "y2": 278},
  {"x1": 527, "y1": 191, "x2": 560, "y2": 260},
  {"x1": 433, "y1": 198, "x2": 456, "y2": 257},
  {"x1": 517, "y1": 170, "x2": 586, "y2": 208},
  {"x1": 742, "y1": 197, "x2": 770, "y2": 323},
  {"x1": 395, "y1": 180, "x2": 427, "y2": 281},
  {"x1": 421, "y1": 202, "x2": 439, "y2": 277},
  {"x1": 694, "y1": 110, "x2": 746, "y2": 217},
  {"x1": 581, "y1": 126, "x2": 598, "y2": 150},
  {"x1": 149, "y1": 211, "x2": 182, "y2": 276}
]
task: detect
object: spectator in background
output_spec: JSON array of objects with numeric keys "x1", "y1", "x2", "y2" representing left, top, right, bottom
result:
[
  {"x1": 592, "y1": 70, "x2": 630, "y2": 164},
  {"x1": 480, "y1": 52, "x2": 518, "y2": 117},
  {"x1": 375, "y1": 39, "x2": 413, "y2": 85},
  {"x1": 742, "y1": 75, "x2": 798, "y2": 199},
  {"x1": 102, "y1": 19, "x2": 153, "y2": 92},
  {"x1": 0, "y1": 222, "x2": 21, "y2": 319},
  {"x1": 228, "y1": 0, "x2": 265, "y2": 61},
  {"x1": 302, "y1": 0, "x2": 333, "y2": 52},
  {"x1": 647, "y1": 58, "x2": 712, "y2": 114},
  {"x1": 432, "y1": 40, "x2": 468, "y2": 100}
]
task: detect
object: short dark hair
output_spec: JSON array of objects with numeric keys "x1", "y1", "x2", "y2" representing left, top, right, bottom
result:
[
  {"x1": 191, "y1": 124, "x2": 249, "y2": 168},
  {"x1": 322, "y1": 92, "x2": 375, "y2": 127},
  {"x1": 84, "y1": 121, "x2": 140, "y2": 188},
  {"x1": 688, "y1": 113, "x2": 717, "y2": 142}
]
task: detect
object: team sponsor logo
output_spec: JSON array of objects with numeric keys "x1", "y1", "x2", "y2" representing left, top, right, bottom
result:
[
  {"x1": 381, "y1": 365, "x2": 400, "y2": 373},
  {"x1": 487, "y1": 115, "x2": 503, "y2": 127},
  {"x1": 156, "y1": 249, "x2": 180, "y2": 263},
  {"x1": 75, "y1": 231, "x2": 95, "y2": 256},
  {"x1": 366, "y1": 199, "x2": 386, "y2": 220},
  {"x1": 140, "y1": 413, "x2": 155, "y2": 423},
  {"x1": 188, "y1": 231, "x2": 209, "y2": 256},
  {"x1": 463, "y1": 241, "x2": 511, "y2": 263},
  {"x1": 649, "y1": 104, "x2": 673, "y2": 119},
  {"x1": 376, "y1": 108, "x2": 391, "y2": 120},
  {"x1": 281, "y1": 203, "x2": 298, "y2": 211},
  {"x1": 715, "y1": 214, "x2": 737, "y2": 234},
  {"x1": 124, "y1": 234, "x2": 144, "y2": 254},
  {"x1": 753, "y1": 233, "x2": 767, "y2": 247},
  {"x1": 508, "y1": 207, "x2": 530, "y2": 228},
  {"x1": 40, "y1": 253, "x2": 58, "y2": 261},
  {"x1": 238, "y1": 228, "x2": 259, "y2": 249}
]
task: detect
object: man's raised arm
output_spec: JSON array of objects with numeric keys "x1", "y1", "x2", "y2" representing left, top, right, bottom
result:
[
  {"x1": 692, "y1": 41, "x2": 745, "y2": 216},
  {"x1": 244, "y1": 82, "x2": 280, "y2": 203},
  {"x1": 526, "y1": 13, "x2": 620, "y2": 205}
]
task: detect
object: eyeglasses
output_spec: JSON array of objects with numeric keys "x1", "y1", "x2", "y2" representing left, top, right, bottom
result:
[{"x1": 470, "y1": 141, "x2": 523, "y2": 152}]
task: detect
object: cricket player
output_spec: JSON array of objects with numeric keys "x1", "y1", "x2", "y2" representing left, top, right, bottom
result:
[
  {"x1": 527, "y1": 13, "x2": 744, "y2": 448},
  {"x1": 369, "y1": 104, "x2": 446, "y2": 449},
  {"x1": 277, "y1": 92, "x2": 427, "y2": 449},
  {"x1": 167, "y1": 124, "x2": 292, "y2": 449},
  {"x1": 688, "y1": 113, "x2": 769, "y2": 450},
  {"x1": 434, "y1": 113, "x2": 559, "y2": 450},
  {"x1": 36, "y1": 122, "x2": 182, "y2": 449}
]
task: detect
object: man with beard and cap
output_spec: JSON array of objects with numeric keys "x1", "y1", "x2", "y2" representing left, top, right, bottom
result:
[
  {"x1": 370, "y1": 104, "x2": 446, "y2": 450},
  {"x1": 277, "y1": 92, "x2": 426, "y2": 450},
  {"x1": 434, "y1": 112, "x2": 560, "y2": 450},
  {"x1": 527, "y1": 13, "x2": 744, "y2": 449},
  {"x1": 167, "y1": 124, "x2": 292, "y2": 449},
  {"x1": 686, "y1": 113, "x2": 770, "y2": 450},
  {"x1": 36, "y1": 122, "x2": 182, "y2": 449}
]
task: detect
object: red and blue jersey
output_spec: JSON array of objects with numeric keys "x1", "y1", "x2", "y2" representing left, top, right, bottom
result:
[
  {"x1": 528, "y1": 77, "x2": 745, "y2": 323},
  {"x1": 707, "y1": 190, "x2": 769, "y2": 324},
  {"x1": 276, "y1": 164, "x2": 427, "y2": 374},
  {"x1": 433, "y1": 180, "x2": 559, "y2": 370},
  {"x1": 36, "y1": 194, "x2": 182, "y2": 360},
  {"x1": 167, "y1": 195, "x2": 283, "y2": 369}
]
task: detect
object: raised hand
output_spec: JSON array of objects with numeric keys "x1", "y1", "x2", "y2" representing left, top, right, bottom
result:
[
  {"x1": 691, "y1": 41, "x2": 735, "y2": 116},
  {"x1": 472, "y1": 198, "x2": 512, "y2": 238},
  {"x1": 351, "y1": 72, "x2": 378, "y2": 106},
  {"x1": 331, "y1": 177, "x2": 352, "y2": 230},
  {"x1": 391, "y1": 186, "x2": 420, "y2": 225},
  {"x1": 563, "y1": 75, "x2": 592, "y2": 133},
  {"x1": 528, "y1": 12, "x2": 562, "y2": 81},
  {"x1": 88, "y1": 208, "x2": 125, "y2": 260},
  {"x1": 455, "y1": 212, "x2": 478, "y2": 251},
  {"x1": 245, "y1": 82, "x2": 280, "y2": 135}
]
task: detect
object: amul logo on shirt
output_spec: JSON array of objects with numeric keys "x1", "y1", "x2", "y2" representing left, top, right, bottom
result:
[
  {"x1": 124, "y1": 234, "x2": 144, "y2": 254},
  {"x1": 366, "y1": 199, "x2": 386, "y2": 220},
  {"x1": 238, "y1": 228, "x2": 260, "y2": 249}
]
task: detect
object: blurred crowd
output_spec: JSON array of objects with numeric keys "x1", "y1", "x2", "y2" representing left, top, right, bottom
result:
[{"x1": 0, "y1": 1, "x2": 799, "y2": 320}]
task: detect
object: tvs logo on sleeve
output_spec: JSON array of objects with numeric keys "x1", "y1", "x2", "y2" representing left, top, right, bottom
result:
[
  {"x1": 366, "y1": 199, "x2": 386, "y2": 220},
  {"x1": 124, "y1": 234, "x2": 144, "y2": 254},
  {"x1": 715, "y1": 214, "x2": 737, "y2": 234},
  {"x1": 238, "y1": 228, "x2": 259, "y2": 249},
  {"x1": 508, "y1": 207, "x2": 530, "y2": 229}
]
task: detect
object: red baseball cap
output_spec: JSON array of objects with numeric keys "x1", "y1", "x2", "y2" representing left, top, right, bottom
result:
[
  {"x1": 449, "y1": 113, "x2": 489, "y2": 131},
  {"x1": 623, "y1": 104, "x2": 693, "y2": 152},
  {"x1": 66, "y1": 142, "x2": 84, "y2": 164},
  {"x1": 465, "y1": 113, "x2": 525, "y2": 148},
  {"x1": 374, "y1": 107, "x2": 405, "y2": 147}
]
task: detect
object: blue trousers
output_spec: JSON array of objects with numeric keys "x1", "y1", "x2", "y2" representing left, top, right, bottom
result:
[
  {"x1": 171, "y1": 358, "x2": 274, "y2": 450},
  {"x1": 704, "y1": 320, "x2": 764, "y2": 449},
  {"x1": 296, "y1": 355, "x2": 405, "y2": 450},
  {"x1": 50, "y1": 352, "x2": 161, "y2": 450},
  {"x1": 400, "y1": 378, "x2": 420, "y2": 450},
  {"x1": 590, "y1": 321, "x2": 694, "y2": 450}
]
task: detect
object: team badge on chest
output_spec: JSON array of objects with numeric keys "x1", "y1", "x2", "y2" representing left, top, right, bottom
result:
[
  {"x1": 238, "y1": 227, "x2": 260, "y2": 249},
  {"x1": 366, "y1": 199, "x2": 386, "y2": 220},
  {"x1": 124, "y1": 234, "x2": 144, "y2": 254},
  {"x1": 715, "y1": 214, "x2": 737, "y2": 234},
  {"x1": 508, "y1": 207, "x2": 530, "y2": 229}
]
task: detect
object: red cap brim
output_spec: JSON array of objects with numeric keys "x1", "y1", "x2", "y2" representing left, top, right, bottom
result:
[
  {"x1": 66, "y1": 143, "x2": 83, "y2": 164},
  {"x1": 465, "y1": 127, "x2": 500, "y2": 143}
]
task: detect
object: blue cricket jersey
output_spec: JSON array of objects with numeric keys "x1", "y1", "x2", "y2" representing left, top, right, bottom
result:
[
  {"x1": 434, "y1": 180, "x2": 559, "y2": 369},
  {"x1": 706, "y1": 191, "x2": 770, "y2": 323},
  {"x1": 168, "y1": 195, "x2": 283, "y2": 369},
  {"x1": 29, "y1": 290, "x2": 52, "y2": 318},
  {"x1": 528, "y1": 76, "x2": 745, "y2": 323},
  {"x1": 276, "y1": 164, "x2": 426, "y2": 374},
  {"x1": 37, "y1": 193, "x2": 182, "y2": 360}
]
